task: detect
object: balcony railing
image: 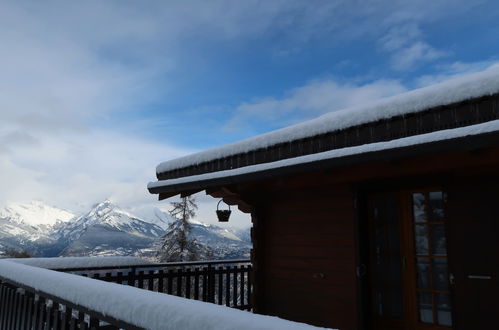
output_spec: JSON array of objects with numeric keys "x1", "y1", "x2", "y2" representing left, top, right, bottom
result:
[
  {"x1": 54, "y1": 259, "x2": 252, "y2": 311},
  {"x1": 0, "y1": 259, "x2": 250, "y2": 329},
  {"x1": 0, "y1": 273, "x2": 140, "y2": 329},
  {"x1": 0, "y1": 258, "x2": 324, "y2": 330}
]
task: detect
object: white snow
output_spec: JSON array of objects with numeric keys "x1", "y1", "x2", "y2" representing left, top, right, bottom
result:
[
  {"x1": 189, "y1": 218, "x2": 211, "y2": 227},
  {"x1": 7, "y1": 256, "x2": 153, "y2": 269},
  {"x1": 84, "y1": 200, "x2": 139, "y2": 227},
  {"x1": 156, "y1": 65, "x2": 499, "y2": 174},
  {"x1": 149, "y1": 119, "x2": 499, "y2": 190},
  {"x1": 216, "y1": 228, "x2": 242, "y2": 241},
  {"x1": 0, "y1": 260, "x2": 331, "y2": 329},
  {"x1": 1, "y1": 223, "x2": 30, "y2": 237},
  {"x1": 60, "y1": 200, "x2": 166, "y2": 242},
  {"x1": 0, "y1": 200, "x2": 75, "y2": 226}
]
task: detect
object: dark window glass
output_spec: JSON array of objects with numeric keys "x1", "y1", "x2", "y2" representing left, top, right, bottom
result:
[
  {"x1": 432, "y1": 258, "x2": 449, "y2": 291},
  {"x1": 412, "y1": 191, "x2": 451, "y2": 327},
  {"x1": 416, "y1": 258, "x2": 431, "y2": 289},
  {"x1": 431, "y1": 224, "x2": 447, "y2": 256},
  {"x1": 418, "y1": 292, "x2": 434, "y2": 324},
  {"x1": 413, "y1": 193, "x2": 427, "y2": 222},
  {"x1": 414, "y1": 224, "x2": 429, "y2": 255},
  {"x1": 429, "y1": 191, "x2": 445, "y2": 222},
  {"x1": 437, "y1": 294, "x2": 452, "y2": 326}
]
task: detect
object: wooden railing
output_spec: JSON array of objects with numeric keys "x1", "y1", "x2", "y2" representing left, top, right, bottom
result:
[
  {"x1": 0, "y1": 276, "x2": 140, "y2": 330},
  {"x1": 55, "y1": 259, "x2": 252, "y2": 311}
]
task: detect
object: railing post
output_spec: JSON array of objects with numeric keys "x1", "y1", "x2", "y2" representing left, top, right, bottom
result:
[
  {"x1": 207, "y1": 263, "x2": 215, "y2": 303},
  {"x1": 128, "y1": 267, "x2": 136, "y2": 287}
]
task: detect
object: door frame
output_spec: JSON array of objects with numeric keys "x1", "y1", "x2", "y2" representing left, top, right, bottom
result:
[{"x1": 356, "y1": 182, "x2": 454, "y2": 330}]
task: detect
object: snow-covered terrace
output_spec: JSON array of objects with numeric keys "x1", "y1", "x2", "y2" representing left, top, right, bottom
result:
[{"x1": 0, "y1": 257, "x2": 328, "y2": 329}]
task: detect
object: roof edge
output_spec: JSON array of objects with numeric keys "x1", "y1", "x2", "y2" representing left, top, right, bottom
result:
[{"x1": 148, "y1": 124, "x2": 499, "y2": 196}]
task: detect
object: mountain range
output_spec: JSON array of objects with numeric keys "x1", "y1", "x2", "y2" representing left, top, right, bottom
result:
[{"x1": 0, "y1": 200, "x2": 251, "y2": 260}]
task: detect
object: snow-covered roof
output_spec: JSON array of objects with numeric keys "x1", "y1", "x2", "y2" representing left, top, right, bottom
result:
[
  {"x1": 0, "y1": 260, "x2": 330, "y2": 330},
  {"x1": 149, "y1": 119, "x2": 499, "y2": 193},
  {"x1": 156, "y1": 65, "x2": 499, "y2": 175}
]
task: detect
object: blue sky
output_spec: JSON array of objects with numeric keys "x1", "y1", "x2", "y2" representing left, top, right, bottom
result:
[{"x1": 1, "y1": 0, "x2": 499, "y2": 226}]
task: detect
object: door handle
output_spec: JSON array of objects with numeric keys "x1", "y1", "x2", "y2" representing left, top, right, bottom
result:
[{"x1": 467, "y1": 275, "x2": 492, "y2": 280}]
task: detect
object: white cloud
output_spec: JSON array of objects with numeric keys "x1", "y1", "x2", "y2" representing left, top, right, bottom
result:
[
  {"x1": 0, "y1": 0, "x2": 492, "y2": 229},
  {"x1": 226, "y1": 78, "x2": 407, "y2": 130},
  {"x1": 379, "y1": 24, "x2": 447, "y2": 70},
  {"x1": 0, "y1": 127, "x2": 192, "y2": 212},
  {"x1": 392, "y1": 41, "x2": 447, "y2": 70},
  {"x1": 415, "y1": 60, "x2": 499, "y2": 87}
]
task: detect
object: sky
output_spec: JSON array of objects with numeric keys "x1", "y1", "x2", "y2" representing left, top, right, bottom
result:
[{"x1": 1, "y1": 0, "x2": 499, "y2": 228}]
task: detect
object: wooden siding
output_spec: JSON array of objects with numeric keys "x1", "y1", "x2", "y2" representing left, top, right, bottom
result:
[
  {"x1": 214, "y1": 145, "x2": 499, "y2": 330},
  {"x1": 254, "y1": 183, "x2": 358, "y2": 329}
]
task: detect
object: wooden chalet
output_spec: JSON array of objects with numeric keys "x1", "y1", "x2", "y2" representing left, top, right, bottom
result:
[{"x1": 148, "y1": 68, "x2": 499, "y2": 330}]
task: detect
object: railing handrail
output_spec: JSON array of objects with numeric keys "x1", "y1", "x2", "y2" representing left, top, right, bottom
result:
[
  {"x1": 0, "y1": 274, "x2": 142, "y2": 329},
  {"x1": 52, "y1": 258, "x2": 251, "y2": 272}
]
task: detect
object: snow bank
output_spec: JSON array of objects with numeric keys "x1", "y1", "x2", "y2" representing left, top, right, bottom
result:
[
  {"x1": 7, "y1": 256, "x2": 153, "y2": 269},
  {"x1": 0, "y1": 260, "x2": 331, "y2": 330},
  {"x1": 149, "y1": 119, "x2": 499, "y2": 190},
  {"x1": 157, "y1": 65, "x2": 499, "y2": 174}
]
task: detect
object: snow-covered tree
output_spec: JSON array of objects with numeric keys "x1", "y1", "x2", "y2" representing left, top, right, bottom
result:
[{"x1": 157, "y1": 196, "x2": 213, "y2": 262}]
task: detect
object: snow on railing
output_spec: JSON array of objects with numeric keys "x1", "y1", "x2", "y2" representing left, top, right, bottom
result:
[
  {"x1": 0, "y1": 260, "x2": 331, "y2": 329},
  {"x1": 7, "y1": 256, "x2": 154, "y2": 270}
]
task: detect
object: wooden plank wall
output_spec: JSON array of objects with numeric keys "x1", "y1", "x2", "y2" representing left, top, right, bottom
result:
[{"x1": 256, "y1": 182, "x2": 358, "y2": 329}]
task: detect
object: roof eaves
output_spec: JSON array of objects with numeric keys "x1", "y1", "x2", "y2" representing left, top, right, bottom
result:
[{"x1": 148, "y1": 126, "x2": 499, "y2": 197}]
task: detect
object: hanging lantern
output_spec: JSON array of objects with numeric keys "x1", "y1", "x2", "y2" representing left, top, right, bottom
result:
[{"x1": 216, "y1": 199, "x2": 231, "y2": 222}]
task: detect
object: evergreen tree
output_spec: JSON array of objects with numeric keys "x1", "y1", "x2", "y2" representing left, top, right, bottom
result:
[{"x1": 157, "y1": 196, "x2": 213, "y2": 262}]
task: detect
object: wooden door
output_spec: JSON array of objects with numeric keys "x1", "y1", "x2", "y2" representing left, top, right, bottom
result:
[
  {"x1": 368, "y1": 193, "x2": 406, "y2": 329},
  {"x1": 367, "y1": 190, "x2": 453, "y2": 329},
  {"x1": 446, "y1": 179, "x2": 499, "y2": 329}
]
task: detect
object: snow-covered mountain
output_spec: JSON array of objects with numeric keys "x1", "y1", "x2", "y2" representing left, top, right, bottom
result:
[
  {"x1": 57, "y1": 200, "x2": 165, "y2": 241},
  {"x1": 0, "y1": 200, "x2": 75, "y2": 227},
  {"x1": 0, "y1": 200, "x2": 251, "y2": 259},
  {"x1": 0, "y1": 201, "x2": 75, "y2": 255},
  {"x1": 189, "y1": 219, "x2": 251, "y2": 259},
  {"x1": 56, "y1": 200, "x2": 167, "y2": 257}
]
